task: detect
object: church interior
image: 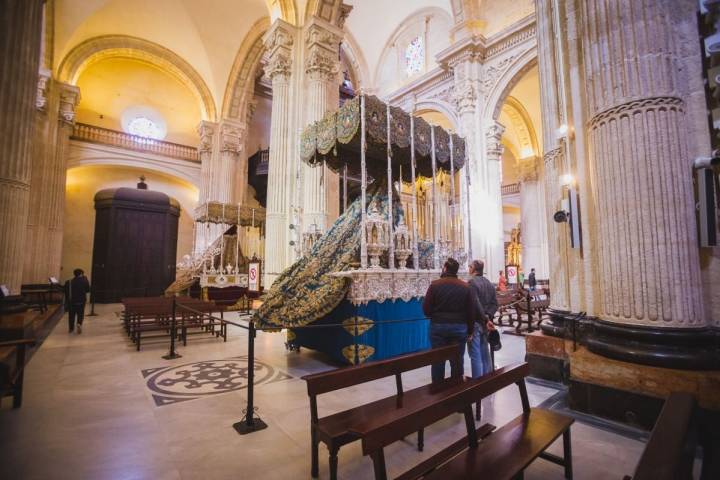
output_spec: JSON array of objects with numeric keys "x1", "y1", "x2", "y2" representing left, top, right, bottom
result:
[{"x1": 1, "y1": 0, "x2": 719, "y2": 478}]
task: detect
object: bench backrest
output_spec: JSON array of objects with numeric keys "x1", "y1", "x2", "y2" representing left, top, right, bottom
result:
[
  {"x1": 360, "y1": 362, "x2": 530, "y2": 455},
  {"x1": 626, "y1": 392, "x2": 696, "y2": 480},
  {"x1": 302, "y1": 344, "x2": 462, "y2": 397}
]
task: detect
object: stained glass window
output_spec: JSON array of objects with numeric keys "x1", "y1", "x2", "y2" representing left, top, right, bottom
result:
[
  {"x1": 127, "y1": 116, "x2": 163, "y2": 140},
  {"x1": 405, "y1": 36, "x2": 424, "y2": 76}
]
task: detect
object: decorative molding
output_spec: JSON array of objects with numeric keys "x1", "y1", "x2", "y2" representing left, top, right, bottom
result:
[
  {"x1": 485, "y1": 122, "x2": 505, "y2": 160},
  {"x1": 197, "y1": 121, "x2": 217, "y2": 154},
  {"x1": 589, "y1": 96, "x2": 685, "y2": 129},
  {"x1": 452, "y1": 78, "x2": 477, "y2": 114},
  {"x1": 543, "y1": 146, "x2": 563, "y2": 166},
  {"x1": 333, "y1": 269, "x2": 471, "y2": 305},
  {"x1": 263, "y1": 19, "x2": 295, "y2": 83},
  {"x1": 304, "y1": 18, "x2": 342, "y2": 83},
  {"x1": 305, "y1": 48, "x2": 339, "y2": 82},
  {"x1": 58, "y1": 83, "x2": 81, "y2": 125},
  {"x1": 36, "y1": 68, "x2": 51, "y2": 111},
  {"x1": 517, "y1": 156, "x2": 540, "y2": 183},
  {"x1": 219, "y1": 119, "x2": 245, "y2": 154}
]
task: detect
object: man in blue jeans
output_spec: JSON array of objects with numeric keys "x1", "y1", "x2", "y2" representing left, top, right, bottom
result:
[
  {"x1": 422, "y1": 258, "x2": 478, "y2": 383},
  {"x1": 467, "y1": 260, "x2": 498, "y2": 378}
]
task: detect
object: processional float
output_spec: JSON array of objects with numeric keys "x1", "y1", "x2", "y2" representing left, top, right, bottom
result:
[
  {"x1": 254, "y1": 94, "x2": 471, "y2": 363},
  {"x1": 167, "y1": 202, "x2": 265, "y2": 308}
]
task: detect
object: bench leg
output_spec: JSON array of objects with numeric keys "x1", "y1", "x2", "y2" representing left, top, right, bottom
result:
[
  {"x1": 310, "y1": 429, "x2": 319, "y2": 478},
  {"x1": 563, "y1": 428, "x2": 573, "y2": 479},
  {"x1": 476, "y1": 401, "x2": 482, "y2": 421},
  {"x1": 329, "y1": 446, "x2": 339, "y2": 480},
  {"x1": 417, "y1": 428, "x2": 424, "y2": 451},
  {"x1": 512, "y1": 472, "x2": 524, "y2": 480},
  {"x1": 370, "y1": 449, "x2": 387, "y2": 480},
  {"x1": 464, "y1": 405, "x2": 478, "y2": 447},
  {"x1": 13, "y1": 365, "x2": 26, "y2": 408}
]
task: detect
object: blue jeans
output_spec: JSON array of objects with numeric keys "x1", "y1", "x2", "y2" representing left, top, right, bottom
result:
[
  {"x1": 429, "y1": 323, "x2": 467, "y2": 383},
  {"x1": 468, "y1": 323, "x2": 493, "y2": 378}
]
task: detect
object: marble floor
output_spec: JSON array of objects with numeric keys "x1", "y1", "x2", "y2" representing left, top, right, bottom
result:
[{"x1": 0, "y1": 304, "x2": 647, "y2": 479}]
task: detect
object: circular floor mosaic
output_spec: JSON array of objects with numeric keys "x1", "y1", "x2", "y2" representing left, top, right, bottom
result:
[{"x1": 142, "y1": 356, "x2": 291, "y2": 406}]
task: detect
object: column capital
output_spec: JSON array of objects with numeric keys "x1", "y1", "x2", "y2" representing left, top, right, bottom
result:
[
  {"x1": 264, "y1": 19, "x2": 295, "y2": 83},
  {"x1": 517, "y1": 155, "x2": 540, "y2": 183},
  {"x1": 452, "y1": 78, "x2": 478, "y2": 115},
  {"x1": 219, "y1": 118, "x2": 245, "y2": 154},
  {"x1": 304, "y1": 17, "x2": 342, "y2": 83},
  {"x1": 36, "y1": 68, "x2": 51, "y2": 111},
  {"x1": 485, "y1": 121, "x2": 505, "y2": 160},
  {"x1": 197, "y1": 120, "x2": 217, "y2": 154},
  {"x1": 57, "y1": 83, "x2": 81, "y2": 125}
]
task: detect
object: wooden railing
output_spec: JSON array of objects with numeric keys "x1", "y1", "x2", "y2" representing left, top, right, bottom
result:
[
  {"x1": 72, "y1": 123, "x2": 199, "y2": 162},
  {"x1": 501, "y1": 183, "x2": 520, "y2": 195}
]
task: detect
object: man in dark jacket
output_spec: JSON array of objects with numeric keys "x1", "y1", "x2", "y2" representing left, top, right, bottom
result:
[
  {"x1": 529, "y1": 268, "x2": 537, "y2": 291},
  {"x1": 468, "y1": 260, "x2": 498, "y2": 377},
  {"x1": 422, "y1": 258, "x2": 478, "y2": 383},
  {"x1": 65, "y1": 268, "x2": 90, "y2": 334}
]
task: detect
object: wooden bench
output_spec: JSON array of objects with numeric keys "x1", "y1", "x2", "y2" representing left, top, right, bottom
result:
[
  {"x1": 494, "y1": 290, "x2": 523, "y2": 327},
  {"x1": 302, "y1": 344, "x2": 468, "y2": 480},
  {"x1": 355, "y1": 362, "x2": 574, "y2": 480},
  {"x1": 122, "y1": 297, "x2": 226, "y2": 350},
  {"x1": 0, "y1": 338, "x2": 37, "y2": 408},
  {"x1": 624, "y1": 392, "x2": 697, "y2": 480},
  {"x1": 514, "y1": 290, "x2": 551, "y2": 334}
]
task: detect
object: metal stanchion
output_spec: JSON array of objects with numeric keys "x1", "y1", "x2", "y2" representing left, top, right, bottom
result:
[
  {"x1": 234, "y1": 320, "x2": 268, "y2": 434},
  {"x1": 162, "y1": 297, "x2": 182, "y2": 360},
  {"x1": 86, "y1": 285, "x2": 98, "y2": 317}
]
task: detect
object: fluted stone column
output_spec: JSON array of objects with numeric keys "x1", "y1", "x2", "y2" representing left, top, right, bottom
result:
[
  {"x1": 302, "y1": 17, "x2": 342, "y2": 231},
  {"x1": 24, "y1": 79, "x2": 80, "y2": 283},
  {"x1": 0, "y1": 0, "x2": 45, "y2": 294},
  {"x1": 263, "y1": 21, "x2": 295, "y2": 284},
  {"x1": 197, "y1": 121, "x2": 216, "y2": 204},
  {"x1": 536, "y1": 0, "x2": 571, "y2": 311},
  {"x1": 582, "y1": 0, "x2": 704, "y2": 328},
  {"x1": 216, "y1": 119, "x2": 244, "y2": 204},
  {"x1": 483, "y1": 121, "x2": 506, "y2": 277},
  {"x1": 517, "y1": 155, "x2": 548, "y2": 279}
]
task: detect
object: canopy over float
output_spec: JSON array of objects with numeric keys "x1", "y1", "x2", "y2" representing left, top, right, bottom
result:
[{"x1": 254, "y1": 94, "x2": 473, "y2": 364}]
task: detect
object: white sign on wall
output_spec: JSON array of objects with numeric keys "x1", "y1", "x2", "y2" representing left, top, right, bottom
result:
[
  {"x1": 506, "y1": 265, "x2": 518, "y2": 285},
  {"x1": 248, "y1": 263, "x2": 260, "y2": 292}
]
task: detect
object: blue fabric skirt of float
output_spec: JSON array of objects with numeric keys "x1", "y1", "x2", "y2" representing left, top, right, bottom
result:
[{"x1": 286, "y1": 298, "x2": 430, "y2": 365}]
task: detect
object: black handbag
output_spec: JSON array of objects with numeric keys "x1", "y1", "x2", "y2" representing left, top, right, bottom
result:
[{"x1": 488, "y1": 329, "x2": 502, "y2": 351}]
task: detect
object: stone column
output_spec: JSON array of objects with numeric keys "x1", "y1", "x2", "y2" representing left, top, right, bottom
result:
[
  {"x1": 535, "y1": 0, "x2": 571, "y2": 311},
  {"x1": 0, "y1": 0, "x2": 45, "y2": 294},
  {"x1": 483, "y1": 121, "x2": 506, "y2": 278},
  {"x1": 517, "y1": 155, "x2": 548, "y2": 279},
  {"x1": 263, "y1": 20, "x2": 295, "y2": 284},
  {"x1": 194, "y1": 121, "x2": 216, "y2": 255},
  {"x1": 46, "y1": 83, "x2": 79, "y2": 281},
  {"x1": 216, "y1": 119, "x2": 244, "y2": 204},
  {"x1": 582, "y1": 0, "x2": 704, "y2": 328},
  {"x1": 302, "y1": 17, "x2": 342, "y2": 231}
]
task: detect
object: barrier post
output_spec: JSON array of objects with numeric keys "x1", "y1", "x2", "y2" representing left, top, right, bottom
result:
[
  {"x1": 86, "y1": 284, "x2": 98, "y2": 317},
  {"x1": 234, "y1": 320, "x2": 268, "y2": 434},
  {"x1": 162, "y1": 297, "x2": 182, "y2": 360}
]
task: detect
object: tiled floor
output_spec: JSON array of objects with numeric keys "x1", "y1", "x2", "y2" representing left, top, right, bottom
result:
[{"x1": 0, "y1": 304, "x2": 646, "y2": 479}]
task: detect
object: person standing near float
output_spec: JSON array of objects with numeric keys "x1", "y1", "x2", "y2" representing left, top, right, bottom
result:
[{"x1": 467, "y1": 260, "x2": 497, "y2": 377}]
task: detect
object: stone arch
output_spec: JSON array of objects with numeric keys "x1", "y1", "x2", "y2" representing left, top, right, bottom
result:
[
  {"x1": 501, "y1": 96, "x2": 539, "y2": 158},
  {"x1": 267, "y1": 0, "x2": 298, "y2": 25},
  {"x1": 57, "y1": 35, "x2": 217, "y2": 121},
  {"x1": 66, "y1": 152, "x2": 201, "y2": 187},
  {"x1": 414, "y1": 100, "x2": 459, "y2": 131},
  {"x1": 340, "y1": 31, "x2": 370, "y2": 90},
  {"x1": 483, "y1": 47, "x2": 537, "y2": 122},
  {"x1": 222, "y1": 18, "x2": 271, "y2": 121}
]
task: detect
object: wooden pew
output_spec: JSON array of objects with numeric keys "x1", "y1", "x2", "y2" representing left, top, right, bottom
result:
[
  {"x1": 301, "y1": 345, "x2": 469, "y2": 480},
  {"x1": 355, "y1": 362, "x2": 574, "y2": 480},
  {"x1": 494, "y1": 290, "x2": 523, "y2": 327},
  {"x1": 121, "y1": 297, "x2": 225, "y2": 350},
  {"x1": 514, "y1": 289, "x2": 551, "y2": 334},
  {"x1": 624, "y1": 392, "x2": 697, "y2": 480},
  {"x1": 0, "y1": 338, "x2": 37, "y2": 408}
]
